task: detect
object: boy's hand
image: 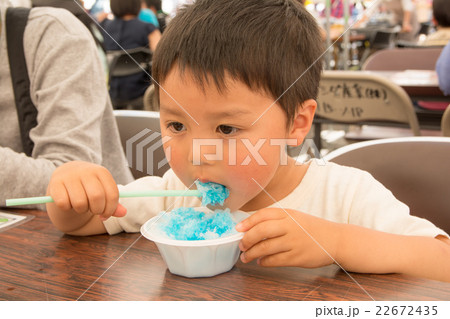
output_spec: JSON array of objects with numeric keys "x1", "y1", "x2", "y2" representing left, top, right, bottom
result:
[
  {"x1": 47, "y1": 161, "x2": 126, "y2": 222},
  {"x1": 236, "y1": 208, "x2": 342, "y2": 268}
]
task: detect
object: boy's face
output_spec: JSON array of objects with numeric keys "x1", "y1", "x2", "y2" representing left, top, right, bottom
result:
[{"x1": 159, "y1": 67, "x2": 311, "y2": 212}]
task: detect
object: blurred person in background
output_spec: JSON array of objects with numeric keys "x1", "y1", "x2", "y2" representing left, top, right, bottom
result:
[
  {"x1": 421, "y1": 0, "x2": 450, "y2": 46},
  {"x1": 149, "y1": 0, "x2": 169, "y2": 33},
  {"x1": 99, "y1": 0, "x2": 161, "y2": 109},
  {"x1": 139, "y1": 0, "x2": 169, "y2": 33},
  {"x1": 139, "y1": 0, "x2": 159, "y2": 29},
  {"x1": 32, "y1": 0, "x2": 108, "y2": 73},
  {"x1": 32, "y1": 0, "x2": 100, "y2": 40},
  {"x1": 329, "y1": 0, "x2": 354, "y2": 19},
  {"x1": 0, "y1": 3, "x2": 133, "y2": 210},
  {"x1": 436, "y1": 41, "x2": 450, "y2": 96},
  {"x1": 381, "y1": 0, "x2": 420, "y2": 41}
]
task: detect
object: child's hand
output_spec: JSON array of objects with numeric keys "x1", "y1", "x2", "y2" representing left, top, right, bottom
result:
[
  {"x1": 47, "y1": 161, "x2": 126, "y2": 222},
  {"x1": 236, "y1": 208, "x2": 342, "y2": 268}
]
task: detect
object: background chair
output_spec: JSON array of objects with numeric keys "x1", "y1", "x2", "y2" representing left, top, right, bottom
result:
[
  {"x1": 107, "y1": 47, "x2": 152, "y2": 78},
  {"x1": 325, "y1": 137, "x2": 450, "y2": 234},
  {"x1": 417, "y1": 22, "x2": 432, "y2": 38},
  {"x1": 396, "y1": 22, "x2": 434, "y2": 48},
  {"x1": 362, "y1": 47, "x2": 443, "y2": 71},
  {"x1": 358, "y1": 26, "x2": 400, "y2": 67},
  {"x1": 313, "y1": 70, "x2": 420, "y2": 150},
  {"x1": 143, "y1": 84, "x2": 159, "y2": 111},
  {"x1": 442, "y1": 105, "x2": 450, "y2": 137},
  {"x1": 362, "y1": 47, "x2": 448, "y2": 112},
  {"x1": 107, "y1": 47, "x2": 152, "y2": 109},
  {"x1": 113, "y1": 110, "x2": 169, "y2": 179}
]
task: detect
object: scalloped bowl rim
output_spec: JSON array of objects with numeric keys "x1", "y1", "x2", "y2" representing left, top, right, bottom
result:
[{"x1": 140, "y1": 211, "x2": 249, "y2": 247}]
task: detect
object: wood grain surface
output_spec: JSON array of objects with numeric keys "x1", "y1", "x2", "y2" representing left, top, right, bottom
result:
[{"x1": 1, "y1": 210, "x2": 449, "y2": 301}]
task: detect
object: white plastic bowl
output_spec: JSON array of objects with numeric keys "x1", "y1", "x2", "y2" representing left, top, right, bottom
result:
[{"x1": 140, "y1": 210, "x2": 249, "y2": 278}]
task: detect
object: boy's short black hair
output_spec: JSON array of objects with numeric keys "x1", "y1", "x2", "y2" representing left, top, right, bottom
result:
[
  {"x1": 433, "y1": 0, "x2": 450, "y2": 27},
  {"x1": 110, "y1": 0, "x2": 141, "y2": 18},
  {"x1": 152, "y1": 0, "x2": 323, "y2": 124}
]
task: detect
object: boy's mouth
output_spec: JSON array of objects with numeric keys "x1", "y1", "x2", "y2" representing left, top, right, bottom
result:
[
  {"x1": 197, "y1": 178, "x2": 211, "y2": 184},
  {"x1": 195, "y1": 178, "x2": 229, "y2": 193},
  {"x1": 194, "y1": 180, "x2": 230, "y2": 208}
]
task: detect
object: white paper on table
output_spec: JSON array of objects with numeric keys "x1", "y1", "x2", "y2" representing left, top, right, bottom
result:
[
  {"x1": 0, "y1": 211, "x2": 28, "y2": 230},
  {"x1": 391, "y1": 70, "x2": 438, "y2": 86}
]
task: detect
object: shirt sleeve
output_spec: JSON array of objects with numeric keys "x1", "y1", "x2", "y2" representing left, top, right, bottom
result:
[
  {"x1": 0, "y1": 8, "x2": 110, "y2": 210},
  {"x1": 102, "y1": 169, "x2": 201, "y2": 234},
  {"x1": 103, "y1": 175, "x2": 169, "y2": 234}
]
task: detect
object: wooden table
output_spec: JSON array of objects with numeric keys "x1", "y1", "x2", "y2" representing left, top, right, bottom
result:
[{"x1": 1, "y1": 210, "x2": 449, "y2": 301}]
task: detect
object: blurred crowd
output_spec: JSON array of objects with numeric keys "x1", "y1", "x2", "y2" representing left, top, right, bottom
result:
[{"x1": 6, "y1": 0, "x2": 450, "y2": 102}]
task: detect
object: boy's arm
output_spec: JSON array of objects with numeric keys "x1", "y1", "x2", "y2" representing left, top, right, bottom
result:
[
  {"x1": 335, "y1": 224, "x2": 450, "y2": 281},
  {"x1": 238, "y1": 208, "x2": 450, "y2": 282},
  {"x1": 46, "y1": 161, "x2": 126, "y2": 236}
]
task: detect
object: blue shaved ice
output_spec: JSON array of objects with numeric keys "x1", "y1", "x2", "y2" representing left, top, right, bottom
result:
[
  {"x1": 158, "y1": 207, "x2": 238, "y2": 240},
  {"x1": 195, "y1": 181, "x2": 229, "y2": 206}
]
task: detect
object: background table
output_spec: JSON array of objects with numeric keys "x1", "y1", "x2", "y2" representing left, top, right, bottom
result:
[
  {"x1": 1, "y1": 210, "x2": 449, "y2": 301},
  {"x1": 366, "y1": 70, "x2": 448, "y2": 130},
  {"x1": 312, "y1": 70, "x2": 448, "y2": 150},
  {"x1": 367, "y1": 70, "x2": 447, "y2": 101}
]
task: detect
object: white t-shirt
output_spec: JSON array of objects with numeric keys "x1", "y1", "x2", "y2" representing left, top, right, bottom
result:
[{"x1": 104, "y1": 159, "x2": 448, "y2": 239}]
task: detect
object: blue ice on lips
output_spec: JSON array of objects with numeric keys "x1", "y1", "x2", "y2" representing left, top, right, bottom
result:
[
  {"x1": 195, "y1": 181, "x2": 229, "y2": 206},
  {"x1": 158, "y1": 207, "x2": 238, "y2": 240}
]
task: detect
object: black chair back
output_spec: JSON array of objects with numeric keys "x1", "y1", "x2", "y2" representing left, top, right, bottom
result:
[{"x1": 107, "y1": 47, "x2": 152, "y2": 79}]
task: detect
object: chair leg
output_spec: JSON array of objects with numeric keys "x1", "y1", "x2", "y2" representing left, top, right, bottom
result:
[
  {"x1": 143, "y1": 85, "x2": 160, "y2": 111},
  {"x1": 314, "y1": 123, "x2": 322, "y2": 151}
]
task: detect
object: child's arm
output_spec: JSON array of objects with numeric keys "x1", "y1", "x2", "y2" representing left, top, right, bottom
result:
[
  {"x1": 237, "y1": 208, "x2": 450, "y2": 282},
  {"x1": 46, "y1": 161, "x2": 127, "y2": 236}
]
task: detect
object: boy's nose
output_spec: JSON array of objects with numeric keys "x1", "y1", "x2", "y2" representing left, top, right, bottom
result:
[{"x1": 189, "y1": 139, "x2": 224, "y2": 166}]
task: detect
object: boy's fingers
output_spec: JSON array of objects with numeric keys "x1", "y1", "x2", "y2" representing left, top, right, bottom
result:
[
  {"x1": 81, "y1": 176, "x2": 106, "y2": 216},
  {"x1": 98, "y1": 170, "x2": 120, "y2": 220},
  {"x1": 48, "y1": 180, "x2": 71, "y2": 211},
  {"x1": 64, "y1": 180, "x2": 89, "y2": 214},
  {"x1": 112, "y1": 203, "x2": 127, "y2": 218},
  {"x1": 236, "y1": 208, "x2": 285, "y2": 232},
  {"x1": 257, "y1": 251, "x2": 293, "y2": 268},
  {"x1": 239, "y1": 219, "x2": 286, "y2": 252},
  {"x1": 240, "y1": 236, "x2": 290, "y2": 264}
]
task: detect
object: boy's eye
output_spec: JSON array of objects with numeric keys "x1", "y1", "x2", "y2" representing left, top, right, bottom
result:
[
  {"x1": 167, "y1": 122, "x2": 186, "y2": 132},
  {"x1": 217, "y1": 125, "x2": 238, "y2": 135}
]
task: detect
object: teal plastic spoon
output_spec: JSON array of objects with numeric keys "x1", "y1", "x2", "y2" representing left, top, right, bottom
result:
[{"x1": 5, "y1": 189, "x2": 202, "y2": 207}]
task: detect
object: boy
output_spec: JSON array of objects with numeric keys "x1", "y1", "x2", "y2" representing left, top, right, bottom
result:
[{"x1": 47, "y1": 0, "x2": 450, "y2": 282}]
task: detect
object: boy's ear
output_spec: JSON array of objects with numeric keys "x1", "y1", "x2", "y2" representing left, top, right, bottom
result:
[{"x1": 288, "y1": 99, "x2": 316, "y2": 146}]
